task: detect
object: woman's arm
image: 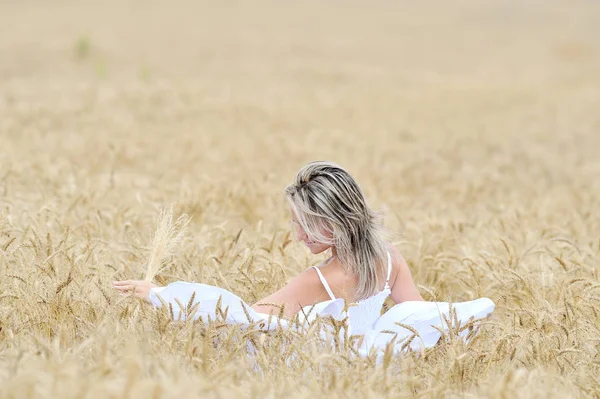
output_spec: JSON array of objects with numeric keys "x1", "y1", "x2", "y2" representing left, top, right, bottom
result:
[
  {"x1": 389, "y1": 249, "x2": 424, "y2": 303},
  {"x1": 251, "y1": 269, "x2": 328, "y2": 318},
  {"x1": 113, "y1": 269, "x2": 327, "y2": 318}
]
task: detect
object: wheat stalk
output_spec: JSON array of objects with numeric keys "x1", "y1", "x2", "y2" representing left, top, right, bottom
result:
[{"x1": 144, "y1": 204, "x2": 190, "y2": 282}]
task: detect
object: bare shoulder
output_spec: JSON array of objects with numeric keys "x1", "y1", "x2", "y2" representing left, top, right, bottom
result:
[
  {"x1": 251, "y1": 265, "x2": 331, "y2": 316},
  {"x1": 313, "y1": 256, "x2": 357, "y2": 299},
  {"x1": 288, "y1": 266, "x2": 324, "y2": 288},
  {"x1": 386, "y1": 243, "x2": 424, "y2": 303},
  {"x1": 386, "y1": 243, "x2": 405, "y2": 261},
  {"x1": 386, "y1": 243, "x2": 408, "y2": 273},
  {"x1": 279, "y1": 266, "x2": 326, "y2": 299}
]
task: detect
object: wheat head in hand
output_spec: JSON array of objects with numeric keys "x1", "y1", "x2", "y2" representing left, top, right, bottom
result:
[{"x1": 144, "y1": 204, "x2": 190, "y2": 282}]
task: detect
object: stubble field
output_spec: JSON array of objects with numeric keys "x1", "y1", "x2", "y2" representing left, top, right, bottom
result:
[{"x1": 1, "y1": 1, "x2": 600, "y2": 397}]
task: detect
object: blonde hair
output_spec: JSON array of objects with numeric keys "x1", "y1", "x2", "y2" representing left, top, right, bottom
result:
[{"x1": 285, "y1": 161, "x2": 388, "y2": 300}]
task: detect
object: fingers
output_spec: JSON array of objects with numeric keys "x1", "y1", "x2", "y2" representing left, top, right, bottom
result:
[
  {"x1": 113, "y1": 280, "x2": 151, "y2": 301},
  {"x1": 116, "y1": 287, "x2": 141, "y2": 299},
  {"x1": 113, "y1": 280, "x2": 138, "y2": 293},
  {"x1": 114, "y1": 285, "x2": 134, "y2": 292},
  {"x1": 113, "y1": 280, "x2": 134, "y2": 286},
  {"x1": 113, "y1": 280, "x2": 139, "y2": 288}
]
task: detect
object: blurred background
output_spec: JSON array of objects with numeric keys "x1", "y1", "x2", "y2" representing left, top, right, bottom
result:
[
  {"x1": 2, "y1": 0, "x2": 599, "y2": 261},
  {"x1": 1, "y1": 2, "x2": 600, "y2": 396},
  {"x1": 1, "y1": 0, "x2": 599, "y2": 247}
]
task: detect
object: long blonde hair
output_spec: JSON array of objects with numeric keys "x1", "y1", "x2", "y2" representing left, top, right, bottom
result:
[{"x1": 285, "y1": 161, "x2": 388, "y2": 300}]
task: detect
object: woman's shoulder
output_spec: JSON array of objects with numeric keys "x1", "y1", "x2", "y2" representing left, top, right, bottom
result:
[
  {"x1": 385, "y1": 242, "x2": 424, "y2": 302},
  {"x1": 314, "y1": 256, "x2": 352, "y2": 278},
  {"x1": 385, "y1": 243, "x2": 405, "y2": 262},
  {"x1": 304, "y1": 256, "x2": 356, "y2": 299},
  {"x1": 384, "y1": 243, "x2": 408, "y2": 282},
  {"x1": 385, "y1": 242, "x2": 409, "y2": 263}
]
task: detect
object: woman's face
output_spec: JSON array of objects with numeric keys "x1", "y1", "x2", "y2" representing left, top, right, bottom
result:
[{"x1": 290, "y1": 209, "x2": 332, "y2": 255}]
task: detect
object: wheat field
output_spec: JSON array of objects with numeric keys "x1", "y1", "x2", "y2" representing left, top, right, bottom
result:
[{"x1": 1, "y1": 0, "x2": 599, "y2": 397}]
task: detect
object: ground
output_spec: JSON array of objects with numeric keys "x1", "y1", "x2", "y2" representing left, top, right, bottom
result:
[{"x1": 1, "y1": 1, "x2": 599, "y2": 397}]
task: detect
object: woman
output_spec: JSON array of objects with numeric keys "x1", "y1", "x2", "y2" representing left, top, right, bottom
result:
[
  {"x1": 114, "y1": 161, "x2": 422, "y2": 314},
  {"x1": 113, "y1": 162, "x2": 493, "y2": 353}
]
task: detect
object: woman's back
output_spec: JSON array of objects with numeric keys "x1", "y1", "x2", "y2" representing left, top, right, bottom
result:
[
  {"x1": 252, "y1": 244, "x2": 421, "y2": 317},
  {"x1": 308, "y1": 251, "x2": 394, "y2": 334},
  {"x1": 309, "y1": 249, "x2": 395, "y2": 303}
]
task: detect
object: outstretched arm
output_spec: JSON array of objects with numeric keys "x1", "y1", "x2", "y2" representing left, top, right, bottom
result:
[{"x1": 113, "y1": 270, "x2": 327, "y2": 318}]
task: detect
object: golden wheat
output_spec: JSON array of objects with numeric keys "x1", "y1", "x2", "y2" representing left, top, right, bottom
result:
[
  {"x1": 144, "y1": 204, "x2": 190, "y2": 282},
  {"x1": 0, "y1": 0, "x2": 599, "y2": 398}
]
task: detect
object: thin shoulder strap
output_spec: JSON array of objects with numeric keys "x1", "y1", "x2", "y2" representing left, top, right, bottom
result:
[
  {"x1": 310, "y1": 266, "x2": 336, "y2": 300},
  {"x1": 384, "y1": 251, "x2": 392, "y2": 291}
]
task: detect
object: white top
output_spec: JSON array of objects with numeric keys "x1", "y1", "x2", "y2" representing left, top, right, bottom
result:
[{"x1": 310, "y1": 251, "x2": 392, "y2": 301}]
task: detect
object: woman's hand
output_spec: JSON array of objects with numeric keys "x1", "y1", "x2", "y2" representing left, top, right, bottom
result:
[{"x1": 113, "y1": 280, "x2": 157, "y2": 302}]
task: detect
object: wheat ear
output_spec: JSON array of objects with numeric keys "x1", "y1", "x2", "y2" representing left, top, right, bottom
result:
[{"x1": 144, "y1": 204, "x2": 190, "y2": 282}]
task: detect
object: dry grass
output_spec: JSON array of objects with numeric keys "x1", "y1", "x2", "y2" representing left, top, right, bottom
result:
[
  {"x1": 144, "y1": 205, "x2": 190, "y2": 282},
  {"x1": 1, "y1": 0, "x2": 599, "y2": 397}
]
